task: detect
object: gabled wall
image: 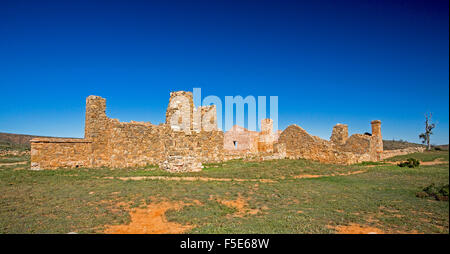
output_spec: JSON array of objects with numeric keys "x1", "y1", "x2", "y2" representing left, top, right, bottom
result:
[{"x1": 278, "y1": 121, "x2": 383, "y2": 164}]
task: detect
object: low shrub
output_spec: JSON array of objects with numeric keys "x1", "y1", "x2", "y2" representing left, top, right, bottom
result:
[
  {"x1": 416, "y1": 184, "x2": 449, "y2": 201},
  {"x1": 423, "y1": 183, "x2": 440, "y2": 196},
  {"x1": 398, "y1": 158, "x2": 420, "y2": 168},
  {"x1": 439, "y1": 184, "x2": 449, "y2": 196}
]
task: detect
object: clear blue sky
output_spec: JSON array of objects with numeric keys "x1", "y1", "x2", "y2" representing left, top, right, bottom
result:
[{"x1": 0, "y1": 0, "x2": 448, "y2": 144}]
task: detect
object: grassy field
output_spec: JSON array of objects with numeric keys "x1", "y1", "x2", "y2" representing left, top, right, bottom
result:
[{"x1": 0, "y1": 150, "x2": 448, "y2": 234}]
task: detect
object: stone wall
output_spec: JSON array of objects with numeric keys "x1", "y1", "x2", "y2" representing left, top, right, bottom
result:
[
  {"x1": 30, "y1": 91, "x2": 422, "y2": 170},
  {"x1": 30, "y1": 138, "x2": 92, "y2": 170},
  {"x1": 194, "y1": 105, "x2": 218, "y2": 132},
  {"x1": 166, "y1": 91, "x2": 194, "y2": 134},
  {"x1": 330, "y1": 124, "x2": 348, "y2": 145},
  {"x1": 223, "y1": 125, "x2": 259, "y2": 152},
  {"x1": 278, "y1": 121, "x2": 384, "y2": 164},
  {"x1": 381, "y1": 147, "x2": 426, "y2": 160},
  {"x1": 258, "y1": 119, "x2": 276, "y2": 153},
  {"x1": 31, "y1": 92, "x2": 223, "y2": 171},
  {"x1": 223, "y1": 119, "x2": 285, "y2": 161},
  {"x1": 106, "y1": 119, "x2": 164, "y2": 168}
]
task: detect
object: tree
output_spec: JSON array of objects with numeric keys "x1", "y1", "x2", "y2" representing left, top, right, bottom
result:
[{"x1": 419, "y1": 113, "x2": 435, "y2": 151}]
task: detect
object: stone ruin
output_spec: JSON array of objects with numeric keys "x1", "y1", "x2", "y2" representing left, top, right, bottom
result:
[
  {"x1": 223, "y1": 119, "x2": 285, "y2": 161},
  {"x1": 30, "y1": 90, "x2": 420, "y2": 172},
  {"x1": 31, "y1": 92, "x2": 224, "y2": 172},
  {"x1": 278, "y1": 121, "x2": 383, "y2": 164}
]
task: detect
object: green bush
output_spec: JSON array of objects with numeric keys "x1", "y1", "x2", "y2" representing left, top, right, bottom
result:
[
  {"x1": 398, "y1": 158, "x2": 420, "y2": 168},
  {"x1": 417, "y1": 184, "x2": 449, "y2": 201},
  {"x1": 439, "y1": 184, "x2": 449, "y2": 196},
  {"x1": 423, "y1": 183, "x2": 439, "y2": 196}
]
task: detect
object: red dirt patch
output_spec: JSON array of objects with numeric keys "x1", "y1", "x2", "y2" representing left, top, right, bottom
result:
[
  {"x1": 420, "y1": 158, "x2": 448, "y2": 165},
  {"x1": 104, "y1": 201, "x2": 194, "y2": 234},
  {"x1": 334, "y1": 223, "x2": 385, "y2": 234},
  {"x1": 213, "y1": 195, "x2": 259, "y2": 217},
  {"x1": 294, "y1": 174, "x2": 323, "y2": 179}
]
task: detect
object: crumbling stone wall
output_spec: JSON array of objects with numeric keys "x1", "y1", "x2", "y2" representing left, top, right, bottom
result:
[
  {"x1": 330, "y1": 124, "x2": 348, "y2": 145},
  {"x1": 278, "y1": 121, "x2": 385, "y2": 164},
  {"x1": 166, "y1": 91, "x2": 194, "y2": 134},
  {"x1": 194, "y1": 105, "x2": 218, "y2": 132},
  {"x1": 340, "y1": 134, "x2": 371, "y2": 155},
  {"x1": 31, "y1": 90, "x2": 419, "y2": 170},
  {"x1": 223, "y1": 119, "x2": 285, "y2": 160},
  {"x1": 223, "y1": 125, "x2": 259, "y2": 152},
  {"x1": 31, "y1": 92, "x2": 223, "y2": 171}
]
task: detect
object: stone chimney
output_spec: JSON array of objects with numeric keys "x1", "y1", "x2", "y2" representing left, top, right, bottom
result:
[
  {"x1": 371, "y1": 120, "x2": 382, "y2": 138},
  {"x1": 85, "y1": 95, "x2": 108, "y2": 139},
  {"x1": 370, "y1": 120, "x2": 383, "y2": 159},
  {"x1": 260, "y1": 118, "x2": 274, "y2": 135},
  {"x1": 258, "y1": 119, "x2": 275, "y2": 152}
]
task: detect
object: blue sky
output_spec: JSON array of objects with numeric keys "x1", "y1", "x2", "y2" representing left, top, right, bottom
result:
[{"x1": 0, "y1": 0, "x2": 448, "y2": 144}]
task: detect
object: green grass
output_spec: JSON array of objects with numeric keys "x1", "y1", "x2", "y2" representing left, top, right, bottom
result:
[
  {"x1": 0, "y1": 151, "x2": 448, "y2": 234},
  {"x1": 0, "y1": 155, "x2": 30, "y2": 164}
]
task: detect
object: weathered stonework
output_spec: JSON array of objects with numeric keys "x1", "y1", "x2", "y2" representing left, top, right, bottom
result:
[
  {"x1": 31, "y1": 90, "x2": 421, "y2": 170},
  {"x1": 278, "y1": 121, "x2": 384, "y2": 164},
  {"x1": 30, "y1": 138, "x2": 92, "y2": 170},
  {"x1": 223, "y1": 125, "x2": 259, "y2": 153},
  {"x1": 31, "y1": 92, "x2": 223, "y2": 172},
  {"x1": 223, "y1": 119, "x2": 285, "y2": 160},
  {"x1": 330, "y1": 124, "x2": 348, "y2": 145}
]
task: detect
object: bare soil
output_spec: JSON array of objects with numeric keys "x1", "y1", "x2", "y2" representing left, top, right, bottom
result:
[
  {"x1": 104, "y1": 201, "x2": 194, "y2": 234},
  {"x1": 214, "y1": 194, "x2": 259, "y2": 217}
]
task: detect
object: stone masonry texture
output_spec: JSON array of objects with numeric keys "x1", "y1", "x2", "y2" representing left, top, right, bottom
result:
[{"x1": 31, "y1": 91, "x2": 419, "y2": 171}]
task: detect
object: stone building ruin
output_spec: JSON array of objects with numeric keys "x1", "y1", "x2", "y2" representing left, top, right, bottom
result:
[
  {"x1": 278, "y1": 120, "x2": 383, "y2": 164},
  {"x1": 31, "y1": 92, "x2": 224, "y2": 172},
  {"x1": 30, "y1": 90, "x2": 420, "y2": 172},
  {"x1": 223, "y1": 119, "x2": 285, "y2": 160}
]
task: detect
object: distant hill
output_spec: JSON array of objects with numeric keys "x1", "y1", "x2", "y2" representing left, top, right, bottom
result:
[
  {"x1": 383, "y1": 139, "x2": 424, "y2": 150},
  {"x1": 434, "y1": 144, "x2": 449, "y2": 151},
  {"x1": 0, "y1": 132, "x2": 60, "y2": 150},
  {"x1": 383, "y1": 139, "x2": 448, "y2": 151},
  {"x1": 0, "y1": 132, "x2": 51, "y2": 145}
]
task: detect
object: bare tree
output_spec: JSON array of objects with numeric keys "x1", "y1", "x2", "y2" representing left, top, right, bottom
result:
[{"x1": 419, "y1": 113, "x2": 436, "y2": 151}]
